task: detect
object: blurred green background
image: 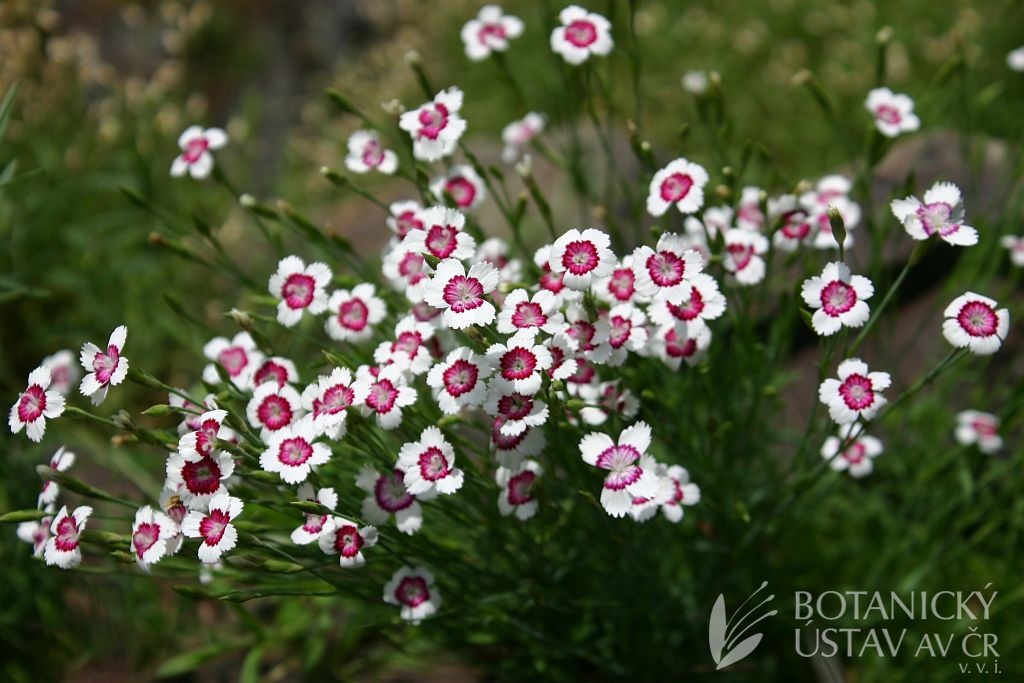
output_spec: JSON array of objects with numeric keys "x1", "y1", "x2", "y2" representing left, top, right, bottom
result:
[{"x1": 1, "y1": 0, "x2": 1022, "y2": 681}]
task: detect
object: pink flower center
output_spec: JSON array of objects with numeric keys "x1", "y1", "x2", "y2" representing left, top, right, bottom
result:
[
  {"x1": 133, "y1": 522, "x2": 161, "y2": 559},
  {"x1": 842, "y1": 442, "x2": 866, "y2": 465},
  {"x1": 417, "y1": 103, "x2": 450, "y2": 140},
  {"x1": 395, "y1": 211, "x2": 423, "y2": 238},
  {"x1": 278, "y1": 437, "x2": 313, "y2": 466},
  {"x1": 665, "y1": 329, "x2": 697, "y2": 358},
  {"x1": 667, "y1": 289, "x2": 705, "y2": 321},
  {"x1": 442, "y1": 275, "x2": 486, "y2": 313},
  {"x1": 820, "y1": 280, "x2": 857, "y2": 316},
  {"x1": 399, "y1": 252, "x2": 427, "y2": 284},
  {"x1": 727, "y1": 243, "x2": 754, "y2": 270},
  {"x1": 93, "y1": 344, "x2": 121, "y2": 385},
  {"x1": 183, "y1": 137, "x2": 209, "y2": 163},
  {"x1": 302, "y1": 512, "x2": 327, "y2": 534},
  {"x1": 511, "y1": 301, "x2": 547, "y2": 329},
  {"x1": 332, "y1": 524, "x2": 364, "y2": 557},
  {"x1": 477, "y1": 22, "x2": 507, "y2": 45},
  {"x1": 781, "y1": 210, "x2": 811, "y2": 239},
  {"x1": 562, "y1": 240, "x2": 600, "y2": 275},
  {"x1": 916, "y1": 202, "x2": 956, "y2": 236},
  {"x1": 418, "y1": 446, "x2": 451, "y2": 481},
  {"x1": 497, "y1": 393, "x2": 534, "y2": 421},
  {"x1": 874, "y1": 104, "x2": 902, "y2": 125},
  {"x1": 54, "y1": 515, "x2": 81, "y2": 552},
  {"x1": 181, "y1": 456, "x2": 223, "y2": 494},
  {"x1": 568, "y1": 320, "x2": 597, "y2": 351},
  {"x1": 442, "y1": 359, "x2": 479, "y2": 397},
  {"x1": 739, "y1": 204, "x2": 765, "y2": 228},
  {"x1": 426, "y1": 224, "x2": 459, "y2": 258},
  {"x1": 608, "y1": 268, "x2": 635, "y2": 300},
  {"x1": 367, "y1": 379, "x2": 398, "y2": 414},
  {"x1": 193, "y1": 418, "x2": 221, "y2": 456},
  {"x1": 660, "y1": 173, "x2": 693, "y2": 202},
  {"x1": 18, "y1": 385, "x2": 47, "y2": 423},
  {"x1": 838, "y1": 374, "x2": 875, "y2": 411},
  {"x1": 282, "y1": 273, "x2": 316, "y2": 309},
  {"x1": 667, "y1": 479, "x2": 685, "y2": 506},
  {"x1": 361, "y1": 139, "x2": 385, "y2": 168},
  {"x1": 313, "y1": 384, "x2": 354, "y2": 417},
  {"x1": 392, "y1": 331, "x2": 424, "y2": 359},
  {"x1": 257, "y1": 395, "x2": 294, "y2": 431},
  {"x1": 540, "y1": 268, "x2": 565, "y2": 293},
  {"x1": 396, "y1": 576, "x2": 430, "y2": 607},
  {"x1": 199, "y1": 509, "x2": 230, "y2": 546},
  {"x1": 608, "y1": 315, "x2": 632, "y2": 348},
  {"x1": 595, "y1": 444, "x2": 641, "y2": 473},
  {"x1": 565, "y1": 19, "x2": 597, "y2": 47},
  {"x1": 957, "y1": 301, "x2": 998, "y2": 337},
  {"x1": 971, "y1": 418, "x2": 998, "y2": 438},
  {"x1": 217, "y1": 347, "x2": 249, "y2": 376},
  {"x1": 375, "y1": 469, "x2": 415, "y2": 512},
  {"x1": 445, "y1": 177, "x2": 477, "y2": 208},
  {"x1": 254, "y1": 361, "x2": 289, "y2": 388},
  {"x1": 568, "y1": 359, "x2": 595, "y2": 384},
  {"x1": 492, "y1": 417, "x2": 529, "y2": 450},
  {"x1": 646, "y1": 251, "x2": 686, "y2": 287},
  {"x1": 507, "y1": 470, "x2": 537, "y2": 505},
  {"x1": 500, "y1": 347, "x2": 538, "y2": 381}
]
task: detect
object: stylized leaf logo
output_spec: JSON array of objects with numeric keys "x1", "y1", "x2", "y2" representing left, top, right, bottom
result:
[{"x1": 709, "y1": 582, "x2": 776, "y2": 671}]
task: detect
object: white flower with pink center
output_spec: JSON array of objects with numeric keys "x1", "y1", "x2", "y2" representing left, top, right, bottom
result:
[
  {"x1": 735, "y1": 186, "x2": 766, "y2": 232},
  {"x1": 865, "y1": 87, "x2": 920, "y2": 138},
  {"x1": 647, "y1": 158, "x2": 708, "y2": 217},
  {"x1": 652, "y1": 321, "x2": 711, "y2": 370},
  {"x1": 821, "y1": 425, "x2": 884, "y2": 479},
  {"x1": 301, "y1": 367, "x2": 365, "y2": 440},
  {"x1": 246, "y1": 382, "x2": 303, "y2": 440},
  {"x1": 550, "y1": 5, "x2": 613, "y2": 65},
  {"x1": 491, "y1": 416, "x2": 545, "y2": 468},
  {"x1": 251, "y1": 357, "x2": 299, "y2": 389},
  {"x1": 165, "y1": 448, "x2": 235, "y2": 510},
  {"x1": 344, "y1": 129, "x2": 398, "y2": 175},
  {"x1": 545, "y1": 334, "x2": 579, "y2": 382},
  {"x1": 769, "y1": 195, "x2": 814, "y2": 252},
  {"x1": 486, "y1": 330, "x2": 554, "y2": 395},
  {"x1": 424, "y1": 258, "x2": 499, "y2": 329},
  {"x1": 632, "y1": 232, "x2": 704, "y2": 303},
  {"x1": 290, "y1": 483, "x2": 339, "y2": 545},
  {"x1": 397, "y1": 426, "x2": 465, "y2": 496},
  {"x1": 580, "y1": 421, "x2": 660, "y2": 518},
  {"x1": 79, "y1": 325, "x2": 129, "y2": 406},
  {"x1": 403, "y1": 206, "x2": 477, "y2": 261},
  {"x1": 819, "y1": 358, "x2": 891, "y2": 425},
  {"x1": 723, "y1": 228, "x2": 769, "y2": 286},
  {"x1": 1000, "y1": 235, "x2": 1024, "y2": 267},
  {"x1": 533, "y1": 244, "x2": 582, "y2": 305},
  {"x1": 319, "y1": 516, "x2": 378, "y2": 568},
  {"x1": 941, "y1": 292, "x2": 1009, "y2": 355},
  {"x1": 374, "y1": 315, "x2": 437, "y2": 376},
  {"x1": 655, "y1": 464, "x2": 701, "y2": 523},
  {"x1": 891, "y1": 182, "x2": 978, "y2": 247},
  {"x1": 801, "y1": 262, "x2": 874, "y2": 336},
  {"x1": 598, "y1": 305, "x2": 648, "y2": 366},
  {"x1": 260, "y1": 419, "x2": 331, "y2": 485},
  {"x1": 325, "y1": 283, "x2": 386, "y2": 343},
  {"x1": 177, "y1": 408, "x2": 231, "y2": 461},
  {"x1": 37, "y1": 446, "x2": 75, "y2": 507},
  {"x1": 427, "y1": 347, "x2": 494, "y2": 414},
  {"x1": 41, "y1": 350, "x2": 78, "y2": 396},
  {"x1": 430, "y1": 164, "x2": 487, "y2": 211},
  {"x1": 497, "y1": 289, "x2": 565, "y2": 335},
  {"x1": 131, "y1": 505, "x2": 177, "y2": 571},
  {"x1": 648, "y1": 272, "x2": 726, "y2": 333},
  {"x1": 501, "y1": 112, "x2": 545, "y2": 163},
  {"x1": 353, "y1": 364, "x2": 417, "y2": 430},
  {"x1": 17, "y1": 508, "x2": 53, "y2": 559},
  {"x1": 9, "y1": 365, "x2": 65, "y2": 443},
  {"x1": 549, "y1": 228, "x2": 616, "y2": 290},
  {"x1": 43, "y1": 504, "x2": 92, "y2": 569},
  {"x1": 574, "y1": 380, "x2": 639, "y2": 426},
  {"x1": 563, "y1": 305, "x2": 612, "y2": 364},
  {"x1": 399, "y1": 86, "x2": 467, "y2": 162},
  {"x1": 202, "y1": 332, "x2": 264, "y2": 389},
  {"x1": 484, "y1": 381, "x2": 550, "y2": 438},
  {"x1": 462, "y1": 5, "x2": 524, "y2": 61},
  {"x1": 592, "y1": 256, "x2": 647, "y2": 306},
  {"x1": 496, "y1": 459, "x2": 542, "y2": 520},
  {"x1": 387, "y1": 200, "x2": 424, "y2": 241},
  {"x1": 181, "y1": 493, "x2": 243, "y2": 565},
  {"x1": 383, "y1": 242, "x2": 432, "y2": 302},
  {"x1": 356, "y1": 465, "x2": 426, "y2": 535},
  {"x1": 170, "y1": 126, "x2": 227, "y2": 179},
  {"x1": 268, "y1": 256, "x2": 332, "y2": 327},
  {"x1": 954, "y1": 410, "x2": 1002, "y2": 454},
  {"x1": 384, "y1": 565, "x2": 442, "y2": 623}
]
